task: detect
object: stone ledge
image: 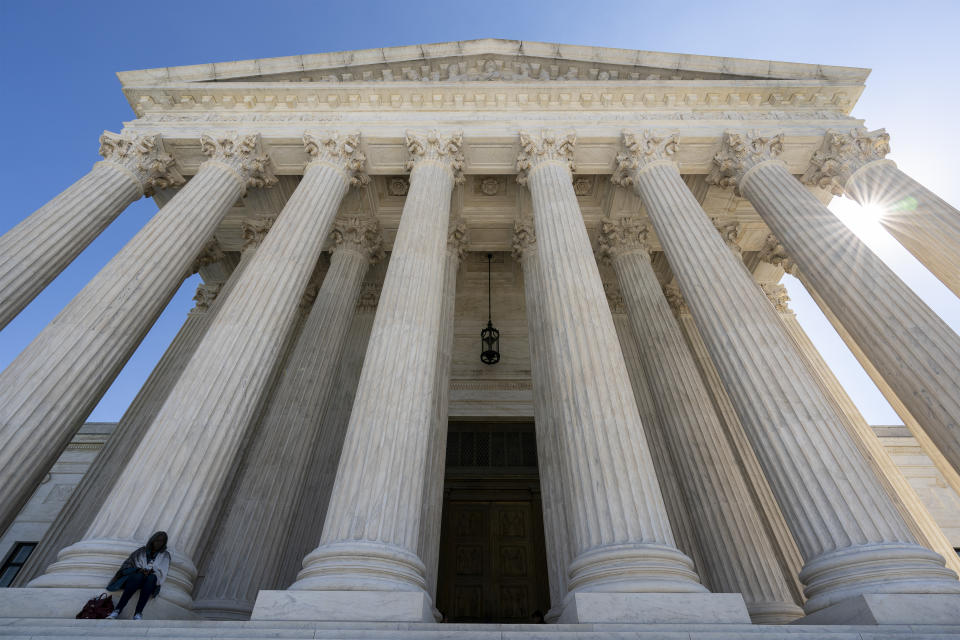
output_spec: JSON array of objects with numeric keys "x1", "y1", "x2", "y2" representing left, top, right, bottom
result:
[
  {"x1": 558, "y1": 592, "x2": 751, "y2": 624},
  {"x1": 796, "y1": 593, "x2": 960, "y2": 626},
  {"x1": 251, "y1": 590, "x2": 434, "y2": 622}
]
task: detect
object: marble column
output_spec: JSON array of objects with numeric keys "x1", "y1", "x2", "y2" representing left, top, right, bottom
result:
[
  {"x1": 30, "y1": 132, "x2": 361, "y2": 611},
  {"x1": 615, "y1": 129, "x2": 960, "y2": 618},
  {"x1": 761, "y1": 282, "x2": 960, "y2": 578},
  {"x1": 663, "y1": 284, "x2": 806, "y2": 605},
  {"x1": 275, "y1": 283, "x2": 380, "y2": 589},
  {"x1": 711, "y1": 129, "x2": 960, "y2": 480},
  {"x1": 0, "y1": 132, "x2": 274, "y2": 536},
  {"x1": 256, "y1": 131, "x2": 463, "y2": 623},
  {"x1": 516, "y1": 131, "x2": 748, "y2": 625},
  {"x1": 418, "y1": 219, "x2": 469, "y2": 604},
  {"x1": 599, "y1": 217, "x2": 803, "y2": 623},
  {"x1": 0, "y1": 131, "x2": 184, "y2": 329},
  {"x1": 606, "y1": 283, "x2": 709, "y2": 588},
  {"x1": 194, "y1": 214, "x2": 382, "y2": 619},
  {"x1": 803, "y1": 127, "x2": 960, "y2": 297},
  {"x1": 512, "y1": 219, "x2": 574, "y2": 615},
  {"x1": 14, "y1": 241, "x2": 246, "y2": 586}
]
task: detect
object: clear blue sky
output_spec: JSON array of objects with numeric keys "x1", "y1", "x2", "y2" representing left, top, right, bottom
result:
[{"x1": 1, "y1": 0, "x2": 958, "y2": 423}]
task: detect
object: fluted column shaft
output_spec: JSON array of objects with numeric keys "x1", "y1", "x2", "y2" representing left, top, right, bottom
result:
[
  {"x1": 276, "y1": 299, "x2": 377, "y2": 588},
  {"x1": 291, "y1": 132, "x2": 461, "y2": 598},
  {"x1": 31, "y1": 141, "x2": 350, "y2": 607},
  {"x1": 0, "y1": 132, "x2": 183, "y2": 329},
  {"x1": 513, "y1": 227, "x2": 573, "y2": 613},
  {"x1": 610, "y1": 309, "x2": 707, "y2": 585},
  {"x1": 621, "y1": 138, "x2": 959, "y2": 612},
  {"x1": 668, "y1": 296, "x2": 805, "y2": 604},
  {"x1": 419, "y1": 221, "x2": 467, "y2": 601},
  {"x1": 804, "y1": 128, "x2": 960, "y2": 296},
  {"x1": 603, "y1": 230, "x2": 801, "y2": 623},
  {"x1": 517, "y1": 132, "x2": 704, "y2": 597},
  {"x1": 17, "y1": 260, "x2": 248, "y2": 586},
  {"x1": 194, "y1": 218, "x2": 380, "y2": 619},
  {"x1": 770, "y1": 288, "x2": 960, "y2": 577},
  {"x1": 0, "y1": 133, "x2": 273, "y2": 535},
  {"x1": 739, "y1": 155, "x2": 960, "y2": 479}
]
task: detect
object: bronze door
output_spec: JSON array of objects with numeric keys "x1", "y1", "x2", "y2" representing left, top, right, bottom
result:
[{"x1": 438, "y1": 498, "x2": 548, "y2": 622}]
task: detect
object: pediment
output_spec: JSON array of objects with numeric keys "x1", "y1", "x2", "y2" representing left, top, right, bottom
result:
[{"x1": 118, "y1": 39, "x2": 869, "y2": 87}]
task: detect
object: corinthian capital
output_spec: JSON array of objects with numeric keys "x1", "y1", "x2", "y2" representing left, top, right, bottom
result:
[
  {"x1": 597, "y1": 216, "x2": 653, "y2": 263},
  {"x1": 758, "y1": 233, "x2": 799, "y2": 276},
  {"x1": 303, "y1": 132, "x2": 369, "y2": 187},
  {"x1": 191, "y1": 282, "x2": 222, "y2": 313},
  {"x1": 405, "y1": 130, "x2": 465, "y2": 184},
  {"x1": 200, "y1": 132, "x2": 277, "y2": 190},
  {"x1": 801, "y1": 127, "x2": 891, "y2": 195},
  {"x1": 604, "y1": 281, "x2": 626, "y2": 315},
  {"x1": 662, "y1": 284, "x2": 690, "y2": 318},
  {"x1": 760, "y1": 283, "x2": 792, "y2": 314},
  {"x1": 511, "y1": 218, "x2": 537, "y2": 262},
  {"x1": 612, "y1": 130, "x2": 680, "y2": 187},
  {"x1": 241, "y1": 216, "x2": 275, "y2": 252},
  {"x1": 516, "y1": 130, "x2": 576, "y2": 185},
  {"x1": 712, "y1": 218, "x2": 743, "y2": 258},
  {"x1": 98, "y1": 131, "x2": 184, "y2": 196},
  {"x1": 447, "y1": 218, "x2": 470, "y2": 263},
  {"x1": 190, "y1": 238, "x2": 226, "y2": 274},
  {"x1": 706, "y1": 130, "x2": 785, "y2": 195},
  {"x1": 329, "y1": 216, "x2": 384, "y2": 264}
]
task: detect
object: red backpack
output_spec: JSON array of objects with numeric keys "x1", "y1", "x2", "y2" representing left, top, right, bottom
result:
[{"x1": 76, "y1": 593, "x2": 114, "y2": 619}]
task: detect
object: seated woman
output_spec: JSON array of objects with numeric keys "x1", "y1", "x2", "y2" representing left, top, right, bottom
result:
[{"x1": 105, "y1": 531, "x2": 171, "y2": 620}]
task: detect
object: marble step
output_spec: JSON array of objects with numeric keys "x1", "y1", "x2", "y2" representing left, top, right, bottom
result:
[{"x1": 2, "y1": 619, "x2": 960, "y2": 640}]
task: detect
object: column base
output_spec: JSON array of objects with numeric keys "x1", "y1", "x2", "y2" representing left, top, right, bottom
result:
[
  {"x1": 795, "y1": 594, "x2": 960, "y2": 625},
  {"x1": 0, "y1": 587, "x2": 200, "y2": 620},
  {"x1": 557, "y1": 592, "x2": 751, "y2": 624},
  {"x1": 251, "y1": 589, "x2": 434, "y2": 622},
  {"x1": 191, "y1": 598, "x2": 253, "y2": 620},
  {"x1": 746, "y1": 601, "x2": 805, "y2": 624}
]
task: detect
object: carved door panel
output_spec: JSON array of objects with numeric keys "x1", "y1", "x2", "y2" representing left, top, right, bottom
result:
[{"x1": 438, "y1": 498, "x2": 546, "y2": 622}]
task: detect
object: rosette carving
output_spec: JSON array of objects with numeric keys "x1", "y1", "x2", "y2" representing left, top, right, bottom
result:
[
  {"x1": 98, "y1": 131, "x2": 184, "y2": 196},
  {"x1": 597, "y1": 216, "x2": 653, "y2": 263},
  {"x1": 516, "y1": 130, "x2": 576, "y2": 185},
  {"x1": 802, "y1": 127, "x2": 891, "y2": 195},
  {"x1": 329, "y1": 216, "x2": 384, "y2": 264},
  {"x1": 612, "y1": 130, "x2": 680, "y2": 187},
  {"x1": 303, "y1": 132, "x2": 369, "y2": 187},
  {"x1": 707, "y1": 130, "x2": 785, "y2": 195},
  {"x1": 404, "y1": 130, "x2": 465, "y2": 183},
  {"x1": 199, "y1": 132, "x2": 277, "y2": 190}
]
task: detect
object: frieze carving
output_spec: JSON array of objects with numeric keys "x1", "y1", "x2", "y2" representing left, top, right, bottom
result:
[
  {"x1": 405, "y1": 130, "x2": 465, "y2": 183},
  {"x1": 241, "y1": 216, "x2": 275, "y2": 252},
  {"x1": 802, "y1": 127, "x2": 890, "y2": 194},
  {"x1": 303, "y1": 131, "x2": 368, "y2": 187},
  {"x1": 572, "y1": 177, "x2": 593, "y2": 196},
  {"x1": 662, "y1": 284, "x2": 690, "y2": 317},
  {"x1": 758, "y1": 233, "x2": 799, "y2": 276},
  {"x1": 356, "y1": 281, "x2": 382, "y2": 313},
  {"x1": 711, "y1": 218, "x2": 743, "y2": 258},
  {"x1": 329, "y1": 215, "x2": 384, "y2": 264},
  {"x1": 761, "y1": 282, "x2": 792, "y2": 313},
  {"x1": 511, "y1": 218, "x2": 537, "y2": 261},
  {"x1": 603, "y1": 281, "x2": 626, "y2": 315},
  {"x1": 597, "y1": 216, "x2": 653, "y2": 263},
  {"x1": 191, "y1": 282, "x2": 222, "y2": 313},
  {"x1": 447, "y1": 219, "x2": 470, "y2": 262},
  {"x1": 612, "y1": 130, "x2": 680, "y2": 187},
  {"x1": 516, "y1": 130, "x2": 576, "y2": 185},
  {"x1": 199, "y1": 131, "x2": 277, "y2": 190},
  {"x1": 98, "y1": 131, "x2": 184, "y2": 196},
  {"x1": 707, "y1": 130, "x2": 785, "y2": 195}
]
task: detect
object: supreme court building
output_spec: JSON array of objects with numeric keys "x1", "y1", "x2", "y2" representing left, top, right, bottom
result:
[{"x1": 2, "y1": 39, "x2": 960, "y2": 635}]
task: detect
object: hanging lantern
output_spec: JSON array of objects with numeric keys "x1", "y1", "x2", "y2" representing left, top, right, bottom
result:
[{"x1": 480, "y1": 253, "x2": 500, "y2": 365}]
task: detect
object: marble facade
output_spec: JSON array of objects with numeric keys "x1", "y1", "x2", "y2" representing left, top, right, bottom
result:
[{"x1": 2, "y1": 39, "x2": 960, "y2": 633}]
